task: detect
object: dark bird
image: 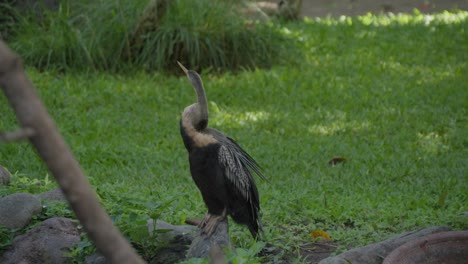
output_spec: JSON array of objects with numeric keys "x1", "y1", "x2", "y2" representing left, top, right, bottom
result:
[{"x1": 177, "y1": 61, "x2": 265, "y2": 239}]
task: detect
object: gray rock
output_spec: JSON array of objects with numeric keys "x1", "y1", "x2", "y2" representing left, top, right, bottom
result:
[
  {"x1": 36, "y1": 187, "x2": 66, "y2": 202},
  {"x1": 0, "y1": 166, "x2": 11, "y2": 185},
  {"x1": 186, "y1": 219, "x2": 231, "y2": 259},
  {"x1": 85, "y1": 253, "x2": 107, "y2": 264},
  {"x1": 208, "y1": 244, "x2": 228, "y2": 264},
  {"x1": 148, "y1": 219, "x2": 198, "y2": 264},
  {"x1": 148, "y1": 219, "x2": 198, "y2": 241},
  {"x1": 0, "y1": 193, "x2": 42, "y2": 229},
  {"x1": 0, "y1": 217, "x2": 80, "y2": 264},
  {"x1": 319, "y1": 226, "x2": 452, "y2": 264},
  {"x1": 146, "y1": 219, "x2": 232, "y2": 263}
]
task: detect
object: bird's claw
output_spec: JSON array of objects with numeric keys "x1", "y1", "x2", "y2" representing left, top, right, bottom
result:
[
  {"x1": 203, "y1": 217, "x2": 219, "y2": 236},
  {"x1": 199, "y1": 213, "x2": 211, "y2": 227},
  {"x1": 200, "y1": 213, "x2": 224, "y2": 236}
]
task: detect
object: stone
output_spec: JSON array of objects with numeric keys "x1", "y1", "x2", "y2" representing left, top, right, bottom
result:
[
  {"x1": 383, "y1": 230, "x2": 468, "y2": 264},
  {"x1": 85, "y1": 253, "x2": 107, "y2": 264},
  {"x1": 186, "y1": 219, "x2": 231, "y2": 259},
  {"x1": 319, "y1": 226, "x2": 452, "y2": 264},
  {"x1": 0, "y1": 193, "x2": 42, "y2": 229},
  {"x1": 0, "y1": 217, "x2": 80, "y2": 264},
  {"x1": 148, "y1": 219, "x2": 199, "y2": 240},
  {"x1": 36, "y1": 187, "x2": 66, "y2": 202},
  {"x1": 148, "y1": 219, "x2": 198, "y2": 264},
  {"x1": 208, "y1": 244, "x2": 228, "y2": 264},
  {"x1": 0, "y1": 165, "x2": 11, "y2": 185}
]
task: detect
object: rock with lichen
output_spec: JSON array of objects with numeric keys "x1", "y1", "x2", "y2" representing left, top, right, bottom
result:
[
  {"x1": 0, "y1": 165, "x2": 11, "y2": 185},
  {"x1": 0, "y1": 217, "x2": 80, "y2": 263},
  {"x1": 0, "y1": 193, "x2": 42, "y2": 229}
]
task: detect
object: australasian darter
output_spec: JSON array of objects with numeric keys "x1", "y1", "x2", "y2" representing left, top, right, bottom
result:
[{"x1": 177, "y1": 61, "x2": 265, "y2": 239}]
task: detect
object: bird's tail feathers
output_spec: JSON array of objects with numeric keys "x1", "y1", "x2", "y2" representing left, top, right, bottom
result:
[{"x1": 256, "y1": 215, "x2": 266, "y2": 241}]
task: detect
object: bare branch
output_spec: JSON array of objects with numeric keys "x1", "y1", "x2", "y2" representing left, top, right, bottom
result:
[
  {"x1": 0, "y1": 40, "x2": 145, "y2": 263},
  {"x1": 0, "y1": 127, "x2": 36, "y2": 142}
]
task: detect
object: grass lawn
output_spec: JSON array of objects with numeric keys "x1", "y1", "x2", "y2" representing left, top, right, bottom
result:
[{"x1": 1, "y1": 11, "x2": 467, "y2": 263}]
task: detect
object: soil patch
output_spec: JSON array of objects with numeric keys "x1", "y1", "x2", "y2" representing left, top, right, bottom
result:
[{"x1": 298, "y1": 241, "x2": 339, "y2": 263}]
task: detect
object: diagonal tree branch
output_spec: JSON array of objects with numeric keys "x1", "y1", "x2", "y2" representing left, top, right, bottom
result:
[
  {"x1": 0, "y1": 127, "x2": 36, "y2": 142},
  {"x1": 0, "y1": 40, "x2": 145, "y2": 264}
]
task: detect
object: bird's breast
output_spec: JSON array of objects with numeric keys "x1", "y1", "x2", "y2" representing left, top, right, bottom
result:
[{"x1": 181, "y1": 117, "x2": 218, "y2": 148}]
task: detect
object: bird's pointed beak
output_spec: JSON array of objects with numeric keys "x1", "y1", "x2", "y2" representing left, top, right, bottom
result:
[{"x1": 177, "y1": 61, "x2": 188, "y2": 74}]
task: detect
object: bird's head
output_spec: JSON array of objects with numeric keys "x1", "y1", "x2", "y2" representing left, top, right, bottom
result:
[{"x1": 177, "y1": 61, "x2": 203, "y2": 91}]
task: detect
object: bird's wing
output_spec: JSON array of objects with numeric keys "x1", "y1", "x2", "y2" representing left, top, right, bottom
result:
[{"x1": 218, "y1": 137, "x2": 265, "y2": 203}]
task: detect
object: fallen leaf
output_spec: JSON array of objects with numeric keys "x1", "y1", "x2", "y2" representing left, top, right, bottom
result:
[{"x1": 311, "y1": 230, "x2": 331, "y2": 241}]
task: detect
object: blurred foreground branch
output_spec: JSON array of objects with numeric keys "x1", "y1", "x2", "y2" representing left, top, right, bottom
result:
[{"x1": 0, "y1": 40, "x2": 145, "y2": 264}]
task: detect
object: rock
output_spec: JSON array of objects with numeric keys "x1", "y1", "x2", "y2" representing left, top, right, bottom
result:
[
  {"x1": 85, "y1": 253, "x2": 107, "y2": 264},
  {"x1": 383, "y1": 230, "x2": 468, "y2": 264},
  {"x1": 36, "y1": 187, "x2": 66, "y2": 202},
  {"x1": 0, "y1": 165, "x2": 11, "y2": 185},
  {"x1": 0, "y1": 193, "x2": 42, "y2": 229},
  {"x1": 186, "y1": 219, "x2": 231, "y2": 259},
  {"x1": 319, "y1": 226, "x2": 452, "y2": 264},
  {"x1": 148, "y1": 219, "x2": 198, "y2": 240},
  {"x1": 0, "y1": 217, "x2": 80, "y2": 264},
  {"x1": 148, "y1": 219, "x2": 198, "y2": 264},
  {"x1": 208, "y1": 244, "x2": 228, "y2": 264},
  {"x1": 146, "y1": 219, "x2": 232, "y2": 263}
]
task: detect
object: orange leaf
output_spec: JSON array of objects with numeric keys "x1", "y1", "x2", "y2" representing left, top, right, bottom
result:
[{"x1": 310, "y1": 230, "x2": 331, "y2": 241}]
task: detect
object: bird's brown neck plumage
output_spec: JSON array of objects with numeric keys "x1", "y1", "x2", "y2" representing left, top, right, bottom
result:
[
  {"x1": 179, "y1": 62, "x2": 218, "y2": 148},
  {"x1": 183, "y1": 103, "x2": 207, "y2": 131},
  {"x1": 183, "y1": 71, "x2": 208, "y2": 131}
]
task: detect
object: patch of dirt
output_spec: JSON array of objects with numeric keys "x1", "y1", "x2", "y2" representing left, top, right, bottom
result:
[
  {"x1": 300, "y1": 0, "x2": 468, "y2": 18},
  {"x1": 298, "y1": 241, "x2": 340, "y2": 263},
  {"x1": 259, "y1": 240, "x2": 340, "y2": 263}
]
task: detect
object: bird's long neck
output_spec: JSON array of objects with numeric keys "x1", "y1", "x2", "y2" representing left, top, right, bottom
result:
[
  {"x1": 195, "y1": 84, "x2": 208, "y2": 127},
  {"x1": 191, "y1": 73, "x2": 209, "y2": 130},
  {"x1": 183, "y1": 81, "x2": 208, "y2": 131}
]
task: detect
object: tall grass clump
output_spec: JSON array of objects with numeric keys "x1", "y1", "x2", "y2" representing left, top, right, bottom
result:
[
  {"x1": 0, "y1": 0, "x2": 17, "y2": 39},
  {"x1": 7, "y1": 0, "x2": 297, "y2": 72},
  {"x1": 8, "y1": 0, "x2": 144, "y2": 71},
  {"x1": 135, "y1": 0, "x2": 297, "y2": 71}
]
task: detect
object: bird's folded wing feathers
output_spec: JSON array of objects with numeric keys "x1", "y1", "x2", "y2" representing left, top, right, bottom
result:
[
  {"x1": 225, "y1": 137, "x2": 266, "y2": 180},
  {"x1": 218, "y1": 138, "x2": 265, "y2": 202}
]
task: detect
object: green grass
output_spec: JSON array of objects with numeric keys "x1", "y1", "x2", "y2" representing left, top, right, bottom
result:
[
  {"x1": 1, "y1": 11, "x2": 467, "y2": 263},
  {"x1": 6, "y1": 0, "x2": 295, "y2": 72}
]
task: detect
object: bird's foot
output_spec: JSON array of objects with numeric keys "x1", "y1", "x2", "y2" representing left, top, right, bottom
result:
[
  {"x1": 200, "y1": 213, "x2": 225, "y2": 236},
  {"x1": 199, "y1": 213, "x2": 212, "y2": 228}
]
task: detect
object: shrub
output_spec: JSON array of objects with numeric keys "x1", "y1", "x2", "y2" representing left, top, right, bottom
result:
[{"x1": 7, "y1": 0, "x2": 298, "y2": 72}]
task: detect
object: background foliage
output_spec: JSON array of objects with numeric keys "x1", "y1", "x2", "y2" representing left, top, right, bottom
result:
[{"x1": 4, "y1": 0, "x2": 296, "y2": 72}]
